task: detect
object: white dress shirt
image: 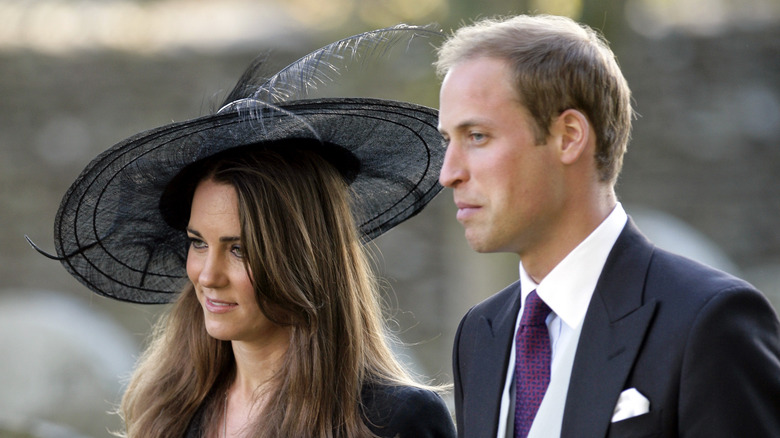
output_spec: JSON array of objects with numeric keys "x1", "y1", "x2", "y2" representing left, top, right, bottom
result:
[{"x1": 496, "y1": 203, "x2": 628, "y2": 438}]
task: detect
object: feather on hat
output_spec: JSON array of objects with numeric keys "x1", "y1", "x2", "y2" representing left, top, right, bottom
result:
[{"x1": 29, "y1": 25, "x2": 445, "y2": 304}]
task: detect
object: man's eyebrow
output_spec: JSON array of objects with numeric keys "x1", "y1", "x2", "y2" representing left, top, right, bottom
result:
[
  {"x1": 456, "y1": 118, "x2": 491, "y2": 131},
  {"x1": 440, "y1": 119, "x2": 489, "y2": 136}
]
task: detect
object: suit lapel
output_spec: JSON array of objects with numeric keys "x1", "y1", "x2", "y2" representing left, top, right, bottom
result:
[
  {"x1": 561, "y1": 220, "x2": 658, "y2": 438},
  {"x1": 468, "y1": 282, "x2": 524, "y2": 436}
]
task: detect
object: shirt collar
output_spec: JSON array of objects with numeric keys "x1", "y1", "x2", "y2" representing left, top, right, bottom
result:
[{"x1": 519, "y1": 203, "x2": 628, "y2": 330}]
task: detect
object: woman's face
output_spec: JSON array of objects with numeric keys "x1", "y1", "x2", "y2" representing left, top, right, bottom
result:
[{"x1": 186, "y1": 178, "x2": 287, "y2": 346}]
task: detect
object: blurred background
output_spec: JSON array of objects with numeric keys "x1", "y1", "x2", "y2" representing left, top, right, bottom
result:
[{"x1": 2, "y1": 0, "x2": 779, "y2": 436}]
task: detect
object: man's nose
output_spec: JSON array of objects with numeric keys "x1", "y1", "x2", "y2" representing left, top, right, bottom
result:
[{"x1": 439, "y1": 143, "x2": 467, "y2": 188}]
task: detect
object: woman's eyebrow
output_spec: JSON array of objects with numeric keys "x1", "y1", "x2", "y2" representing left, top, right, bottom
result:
[{"x1": 186, "y1": 228, "x2": 240, "y2": 242}]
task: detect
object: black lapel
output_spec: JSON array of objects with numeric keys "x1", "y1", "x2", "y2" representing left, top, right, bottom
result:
[
  {"x1": 561, "y1": 220, "x2": 658, "y2": 438},
  {"x1": 466, "y1": 282, "x2": 524, "y2": 437}
]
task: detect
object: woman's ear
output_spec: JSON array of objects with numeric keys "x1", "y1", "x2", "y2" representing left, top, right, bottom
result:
[{"x1": 554, "y1": 108, "x2": 591, "y2": 165}]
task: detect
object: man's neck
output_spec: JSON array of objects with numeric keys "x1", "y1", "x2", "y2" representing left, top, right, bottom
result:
[{"x1": 521, "y1": 191, "x2": 617, "y2": 283}]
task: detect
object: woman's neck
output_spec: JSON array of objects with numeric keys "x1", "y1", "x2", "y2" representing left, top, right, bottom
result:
[
  {"x1": 230, "y1": 326, "x2": 290, "y2": 395},
  {"x1": 222, "y1": 329, "x2": 290, "y2": 437}
]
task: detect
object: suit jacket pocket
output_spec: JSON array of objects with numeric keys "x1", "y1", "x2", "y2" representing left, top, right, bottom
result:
[{"x1": 606, "y1": 409, "x2": 662, "y2": 438}]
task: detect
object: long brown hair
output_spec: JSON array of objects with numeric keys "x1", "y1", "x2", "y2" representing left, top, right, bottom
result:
[{"x1": 119, "y1": 144, "x2": 421, "y2": 437}]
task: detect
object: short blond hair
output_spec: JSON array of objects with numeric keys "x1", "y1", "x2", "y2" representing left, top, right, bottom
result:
[{"x1": 436, "y1": 14, "x2": 633, "y2": 184}]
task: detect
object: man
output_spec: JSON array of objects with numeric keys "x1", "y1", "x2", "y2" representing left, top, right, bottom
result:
[{"x1": 435, "y1": 14, "x2": 780, "y2": 438}]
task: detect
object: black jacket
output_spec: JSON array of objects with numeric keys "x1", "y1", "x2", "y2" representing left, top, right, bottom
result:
[
  {"x1": 185, "y1": 382, "x2": 456, "y2": 437},
  {"x1": 453, "y1": 220, "x2": 780, "y2": 437}
]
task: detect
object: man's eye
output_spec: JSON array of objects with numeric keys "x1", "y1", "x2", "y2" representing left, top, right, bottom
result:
[{"x1": 471, "y1": 132, "x2": 486, "y2": 142}]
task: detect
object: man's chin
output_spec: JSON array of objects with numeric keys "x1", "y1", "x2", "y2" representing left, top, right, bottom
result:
[{"x1": 465, "y1": 232, "x2": 494, "y2": 253}]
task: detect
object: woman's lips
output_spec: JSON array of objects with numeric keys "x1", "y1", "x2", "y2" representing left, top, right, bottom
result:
[{"x1": 204, "y1": 297, "x2": 238, "y2": 314}]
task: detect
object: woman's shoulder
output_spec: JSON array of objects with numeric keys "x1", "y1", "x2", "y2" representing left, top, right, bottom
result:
[{"x1": 361, "y1": 383, "x2": 456, "y2": 438}]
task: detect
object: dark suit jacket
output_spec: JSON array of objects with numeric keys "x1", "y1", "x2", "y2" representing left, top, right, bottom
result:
[
  {"x1": 453, "y1": 220, "x2": 780, "y2": 437},
  {"x1": 185, "y1": 382, "x2": 456, "y2": 437}
]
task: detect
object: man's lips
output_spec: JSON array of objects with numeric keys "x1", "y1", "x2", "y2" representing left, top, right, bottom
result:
[
  {"x1": 204, "y1": 297, "x2": 238, "y2": 314},
  {"x1": 455, "y1": 201, "x2": 480, "y2": 221}
]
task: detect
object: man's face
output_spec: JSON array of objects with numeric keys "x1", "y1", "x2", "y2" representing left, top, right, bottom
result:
[{"x1": 438, "y1": 57, "x2": 565, "y2": 256}]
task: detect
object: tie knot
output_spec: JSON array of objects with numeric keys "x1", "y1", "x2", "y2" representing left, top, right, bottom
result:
[{"x1": 520, "y1": 290, "x2": 551, "y2": 327}]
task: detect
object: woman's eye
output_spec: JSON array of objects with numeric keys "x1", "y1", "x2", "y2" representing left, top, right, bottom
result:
[
  {"x1": 231, "y1": 245, "x2": 244, "y2": 258},
  {"x1": 189, "y1": 237, "x2": 206, "y2": 249}
]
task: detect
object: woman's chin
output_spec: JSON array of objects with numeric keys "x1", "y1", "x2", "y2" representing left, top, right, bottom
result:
[{"x1": 204, "y1": 322, "x2": 235, "y2": 342}]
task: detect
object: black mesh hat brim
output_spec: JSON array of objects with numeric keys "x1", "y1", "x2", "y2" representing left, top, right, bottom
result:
[{"x1": 52, "y1": 98, "x2": 444, "y2": 304}]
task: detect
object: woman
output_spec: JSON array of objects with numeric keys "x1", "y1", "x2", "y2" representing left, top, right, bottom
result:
[
  {"x1": 31, "y1": 26, "x2": 454, "y2": 437},
  {"x1": 123, "y1": 144, "x2": 454, "y2": 437}
]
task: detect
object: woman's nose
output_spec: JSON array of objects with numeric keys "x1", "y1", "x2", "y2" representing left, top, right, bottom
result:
[{"x1": 197, "y1": 253, "x2": 228, "y2": 289}]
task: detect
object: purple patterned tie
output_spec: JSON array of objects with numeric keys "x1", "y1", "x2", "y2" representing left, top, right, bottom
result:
[{"x1": 514, "y1": 290, "x2": 552, "y2": 438}]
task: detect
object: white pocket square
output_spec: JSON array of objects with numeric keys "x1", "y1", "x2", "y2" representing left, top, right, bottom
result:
[{"x1": 611, "y1": 388, "x2": 650, "y2": 422}]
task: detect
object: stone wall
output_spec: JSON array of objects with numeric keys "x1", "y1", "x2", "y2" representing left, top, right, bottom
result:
[{"x1": 2, "y1": 23, "x2": 779, "y2": 437}]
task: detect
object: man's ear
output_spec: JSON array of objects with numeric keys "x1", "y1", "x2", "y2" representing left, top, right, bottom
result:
[{"x1": 554, "y1": 109, "x2": 591, "y2": 165}]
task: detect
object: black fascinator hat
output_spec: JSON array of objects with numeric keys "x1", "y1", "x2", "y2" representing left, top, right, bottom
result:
[{"x1": 30, "y1": 25, "x2": 445, "y2": 304}]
